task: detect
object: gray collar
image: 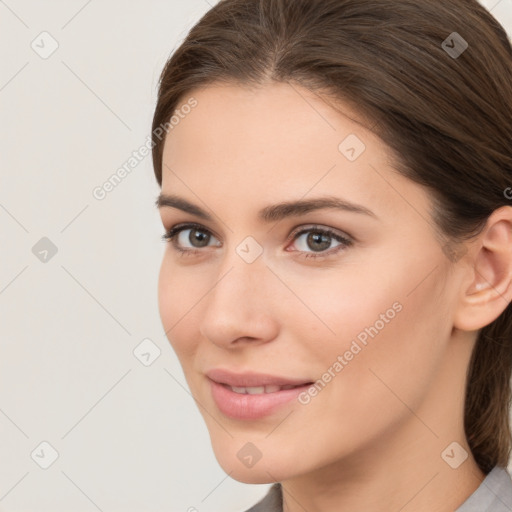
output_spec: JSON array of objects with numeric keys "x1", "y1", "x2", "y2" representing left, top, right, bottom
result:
[{"x1": 244, "y1": 466, "x2": 512, "y2": 512}]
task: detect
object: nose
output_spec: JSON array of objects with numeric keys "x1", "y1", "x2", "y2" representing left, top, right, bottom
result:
[{"x1": 199, "y1": 249, "x2": 279, "y2": 349}]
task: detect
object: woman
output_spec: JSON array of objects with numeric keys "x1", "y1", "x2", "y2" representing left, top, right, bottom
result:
[{"x1": 152, "y1": 0, "x2": 512, "y2": 510}]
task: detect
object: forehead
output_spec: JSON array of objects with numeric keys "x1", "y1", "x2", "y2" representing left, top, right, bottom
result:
[
  {"x1": 164, "y1": 81, "x2": 372, "y2": 161},
  {"x1": 160, "y1": 82, "x2": 431, "y2": 225}
]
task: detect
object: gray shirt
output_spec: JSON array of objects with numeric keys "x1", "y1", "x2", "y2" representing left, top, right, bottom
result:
[{"x1": 244, "y1": 465, "x2": 512, "y2": 511}]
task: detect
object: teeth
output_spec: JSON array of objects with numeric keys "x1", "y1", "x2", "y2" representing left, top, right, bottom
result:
[
  {"x1": 246, "y1": 386, "x2": 265, "y2": 395},
  {"x1": 227, "y1": 384, "x2": 300, "y2": 394}
]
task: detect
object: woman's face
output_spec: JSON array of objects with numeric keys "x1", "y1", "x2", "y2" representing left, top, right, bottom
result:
[{"x1": 157, "y1": 82, "x2": 470, "y2": 483}]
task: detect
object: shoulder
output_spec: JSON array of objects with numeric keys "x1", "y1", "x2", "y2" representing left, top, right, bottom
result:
[
  {"x1": 456, "y1": 466, "x2": 512, "y2": 511},
  {"x1": 240, "y1": 467, "x2": 512, "y2": 511},
  {"x1": 243, "y1": 483, "x2": 282, "y2": 512}
]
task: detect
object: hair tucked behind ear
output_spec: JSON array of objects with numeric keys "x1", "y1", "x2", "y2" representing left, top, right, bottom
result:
[{"x1": 151, "y1": 0, "x2": 512, "y2": 474}]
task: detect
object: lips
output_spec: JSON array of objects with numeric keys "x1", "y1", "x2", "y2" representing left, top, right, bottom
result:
[
  {"x1": 206, "y1": 369, "x2": 314, "y2": 419},
  {"x1": 206, "y1": 368, "x2": 312, "y2": 388}
]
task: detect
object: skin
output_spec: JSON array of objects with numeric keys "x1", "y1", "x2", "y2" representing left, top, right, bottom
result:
[{"x1": 156, "y1": 81, "x2": 512, "y2": 512}]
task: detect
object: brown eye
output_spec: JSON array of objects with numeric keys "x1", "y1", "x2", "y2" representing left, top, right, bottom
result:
[
  {"x1": 304, "y1": 231, "x2": 333, "y2": 252},
  {"x1": 186, "y1": 228, "x2": 211, "y2": 248},
  {"x1": 161, "y1": 223, "x2": 221, "y2": 252},
  {"x1": 288, "y1": 226, "x2": 353, "y2": 260}
]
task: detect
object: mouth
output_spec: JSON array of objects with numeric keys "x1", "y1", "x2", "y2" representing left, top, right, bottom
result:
[
  {"x1": 206, "y1": 368, "x2": 313, "y2": 388},
  {"x1": 223, "y1": 383, "x2": 310, "y2": 394},
  {"x1": 205, "y1": 369, "x2": 314, "y2": 420}
]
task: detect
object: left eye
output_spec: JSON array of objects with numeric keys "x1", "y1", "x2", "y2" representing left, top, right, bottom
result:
[{"x1": 287, "y1": 226, "x2": 352, "y2": 258}]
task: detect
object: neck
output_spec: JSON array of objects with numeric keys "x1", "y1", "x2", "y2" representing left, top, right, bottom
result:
[
  {"x1": 281, "y1": 437, "x2": 485, "y2": 512},
  {"x1": 281, "y1": 337, "x2": 486, "y2": 512}
]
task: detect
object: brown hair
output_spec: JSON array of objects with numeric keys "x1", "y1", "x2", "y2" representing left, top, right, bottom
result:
[{"x1": 151, "y1": 0, "x2": 512, "y2": 474}]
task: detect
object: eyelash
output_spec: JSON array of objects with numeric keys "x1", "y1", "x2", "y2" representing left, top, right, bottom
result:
[{"x1": 160, "y1": 222, "x2": 353, "y2": 260}]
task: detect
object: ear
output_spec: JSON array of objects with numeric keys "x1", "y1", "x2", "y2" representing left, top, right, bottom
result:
[{"x1": 453, "y1": 206, "x2": 512, "y2": 332}]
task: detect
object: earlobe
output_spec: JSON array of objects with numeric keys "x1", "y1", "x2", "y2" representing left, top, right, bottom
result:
[{"x1": 453, "y1": 206, "x2": 512, "y2": 332}]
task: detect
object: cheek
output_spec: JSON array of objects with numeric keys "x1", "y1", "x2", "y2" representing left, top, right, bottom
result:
[
  {"x1": 278, "y1": 259, "x2": 407, "y2": 351},
  {"x1": 290, "y1": 244, "x2": 447, "y2": 355},
  {"x1": 291, "y1": 249, "x2": 450, "y2": 403},
  {"x1": 157, "y1": 256, "x2": 201, "y2": 360},
  {"x1": 300, "y1": 261, "x2": 450, "y2": 430}
]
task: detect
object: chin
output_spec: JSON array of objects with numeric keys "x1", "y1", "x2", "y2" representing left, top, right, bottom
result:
[
  {"x1": 230, "y1": 468, "x2": 279, "y2": 485},
  {"x1": 209, "y1": 440, "x2": 296, "y2": 484}
]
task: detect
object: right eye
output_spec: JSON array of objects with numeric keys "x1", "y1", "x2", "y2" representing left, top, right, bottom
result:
[{"x1": 161, "y1": 223, "x2": 221, "y2": 254}]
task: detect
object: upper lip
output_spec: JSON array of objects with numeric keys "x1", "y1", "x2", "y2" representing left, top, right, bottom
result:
[{"x1": 206, "y1": 368, "x2": 313, "y2": 387}]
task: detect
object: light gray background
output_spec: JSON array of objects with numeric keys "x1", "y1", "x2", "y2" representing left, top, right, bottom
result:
[{"x1": 1, "y1": 1, "x2": 511, "y2": 511}]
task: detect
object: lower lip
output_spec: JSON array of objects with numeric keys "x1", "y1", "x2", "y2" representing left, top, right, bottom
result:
[{"x1": 209, "y1": 379, "x2": 312, "y2": 420}]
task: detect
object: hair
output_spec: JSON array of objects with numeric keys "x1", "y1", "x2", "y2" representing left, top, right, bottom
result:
[{"x1": 151, "y1": 0, "x2": 512, "y2": 475}]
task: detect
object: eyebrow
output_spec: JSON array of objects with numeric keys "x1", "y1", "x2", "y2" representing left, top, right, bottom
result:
[{"x1": 155, "y1": 193, "x2": 377, "y2": 222}]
